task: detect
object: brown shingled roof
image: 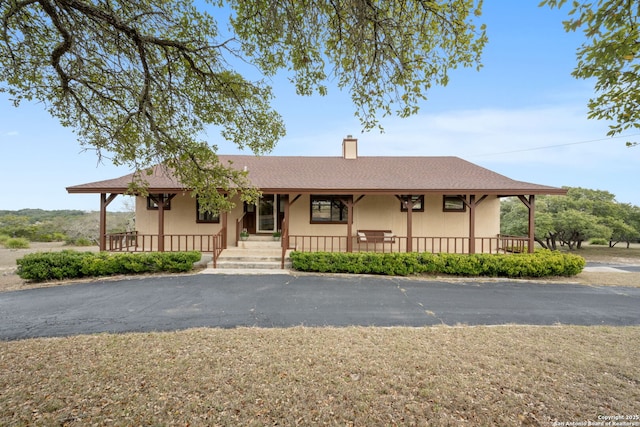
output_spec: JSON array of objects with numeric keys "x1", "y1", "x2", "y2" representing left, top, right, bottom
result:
[{"x1": 66, "y1": 155, "x2": 566, "y2": 196}]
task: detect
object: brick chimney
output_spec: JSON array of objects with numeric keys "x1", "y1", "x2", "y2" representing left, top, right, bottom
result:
[{"x1": 342, "y1": 135, "x2": 358, "y2": 159}]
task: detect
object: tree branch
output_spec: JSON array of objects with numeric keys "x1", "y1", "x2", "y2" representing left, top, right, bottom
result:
[{"x1": 37, "y1": 0, "x2": 73, "y2": 91}]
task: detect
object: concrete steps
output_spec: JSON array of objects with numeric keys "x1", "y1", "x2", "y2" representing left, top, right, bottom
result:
[{"x1": 208, "y1": 236, "x2": 291, "y2": 270}]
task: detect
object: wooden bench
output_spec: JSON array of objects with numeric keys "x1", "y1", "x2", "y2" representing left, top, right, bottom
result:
[{"x1": 357, "y1": 230, "x2": 395, "y2": 244}]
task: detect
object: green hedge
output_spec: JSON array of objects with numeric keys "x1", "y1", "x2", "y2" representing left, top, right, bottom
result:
[
  {"x1": 289, "y1": 250, "x2": 586, "y2": 278},
  {"x1": 16, "y1": 250, "x2": 202, "y2": 282}
]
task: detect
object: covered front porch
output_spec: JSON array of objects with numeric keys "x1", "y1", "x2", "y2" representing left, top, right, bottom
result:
[
  {"x1": 66, "y1": 137, "x2": 566, "y2": 270},
  {"x1": 93, "y1": 191, "x2": 537, "y2": 269}
]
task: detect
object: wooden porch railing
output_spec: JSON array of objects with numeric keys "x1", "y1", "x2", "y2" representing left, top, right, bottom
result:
[
  {"x1": 212, "y1": 228, "x2": 226, "y2": 268},
  {"x1": 106, "y1": 232, "x2": 529, "y2": 270},
  {"x1": 286, "y1": 234, "x2": 530, "y2": 255},
  {"x1": 107, "y1": 232, "x2": 217, "y2": 253}
]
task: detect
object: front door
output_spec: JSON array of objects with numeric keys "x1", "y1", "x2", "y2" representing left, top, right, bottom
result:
[{"x1": 257, "y1": 194, "x2": 276, "y2": 233}]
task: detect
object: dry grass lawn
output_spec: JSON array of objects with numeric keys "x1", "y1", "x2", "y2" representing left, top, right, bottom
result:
[
  {"x1": 1, "y1": 326, "x2": 639, "y2": 426},
  {"x1": 1, "y1": 243, "x2": 639, "y2": 425},
  {"x1": 548, "y1": 244, "x2": 640, "y2": 288}
]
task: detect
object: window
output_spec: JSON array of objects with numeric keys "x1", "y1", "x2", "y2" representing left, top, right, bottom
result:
[
  {"x1": 196, "y1": 198, "x2": 220, "y2": 223},
  {"x1": 400, "y1": 195, "x2": 424, "y2": 212},
  {"x1": 443, "y1": 195, "x2": 466, "y2": 212},
  {"x1": 146, "y1": 194, "x2": 172, "y2": 210},
  {"x1": 310, "y1": 195, "x2": 350, "y2": 223}
]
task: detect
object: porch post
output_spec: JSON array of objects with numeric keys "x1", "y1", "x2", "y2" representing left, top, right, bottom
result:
[
  {"x1": 99, "y1": 193, "x2": 118, "y2": 251},
  {"x1": 468, "y1": 195, "x2": 476, "y2": 254},
  {"x1": 281, "y1": 195, "x2": 290, "y2": 269},
  {"x1": 460, "y1": 194, "x2": 488, "y2": 254},
  {"x1": 406, "y1": 198, "x2": 413, "y2": 252},
  {"x1": 283, "y1": 195, "x2": 290, "y2": 238},
  {"x1": 221, "y1": 210, "x2": 228, "y2": 249},
  {"x1": 518, "y1": 195, "x2": 536, "y2": 254},
  {"x1": 157, "y1": 194, "x2": 165, "y2": 252},
  {"x1": 528, "y1": 195, "x2": 535, "y2": 253},
  {"x1": 100, "y1": 194, "x2": 107, "y2": 251},
  {"x1": 396, "y1": 195, "x2": 421, "y2": 252},
  {"x1": 346, "y1": 197, "x2": 354, "y2": 252}
]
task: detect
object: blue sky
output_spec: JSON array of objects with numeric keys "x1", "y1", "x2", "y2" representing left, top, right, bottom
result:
[{"x1": 1, "y1": 1, "x2": 638, "y2": 212}]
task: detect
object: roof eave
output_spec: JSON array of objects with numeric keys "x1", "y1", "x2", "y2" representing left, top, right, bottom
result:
[
  {"x1": 66, "y1": 186, "x2": 186, "y2": 194},
  {"x1": 255, "y1": 187, "x2": 569, "y2": 196},
  {"x1": 66, "y1": 185, "x2": 568, "y2": 197}
]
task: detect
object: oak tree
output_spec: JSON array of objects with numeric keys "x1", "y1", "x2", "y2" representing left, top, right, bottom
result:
[
  {"x1": 541, "y1": 0, "x2": 640, "y2": 146},
  {"x1": 500, "y1": 187, "x2": 640, "y2": 250},
  {"x1": 1, "y1": 0, "x2": 487, "y2": 212}
]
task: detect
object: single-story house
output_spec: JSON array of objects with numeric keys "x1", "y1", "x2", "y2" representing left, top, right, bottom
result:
[{"x1": 67, "y1": 137, "x2": 567, "y2": 266}]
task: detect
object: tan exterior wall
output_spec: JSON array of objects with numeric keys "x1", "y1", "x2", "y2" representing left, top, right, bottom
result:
[
  {"x1": 134, "y1": 193, "x2": 500, "y2": 251},
  {"x1": 134, "y1": 193, "x2": 244, "y2": 247},
  {"x1": 287, "y1": 194, "x2": 499, "y2": 237}
]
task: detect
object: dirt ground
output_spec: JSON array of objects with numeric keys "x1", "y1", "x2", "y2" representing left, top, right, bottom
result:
[
  {"x1": 1, "y1": 242, "x2": 639, "y2": 293},
  {"x1": 0, "y1": 242, "x2": 101, "y2": 292}
]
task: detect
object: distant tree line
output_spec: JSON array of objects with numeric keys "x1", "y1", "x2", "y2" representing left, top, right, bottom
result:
[
  {"x1": 0, "y1": 209, "x2": 133, "y2": 245},
  {"x1": 501, "y1": 187, "x2": 640, "y2": 250}
]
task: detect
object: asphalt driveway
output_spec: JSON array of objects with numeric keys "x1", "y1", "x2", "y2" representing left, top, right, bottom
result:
[{"x1": 1, "y1": 273, "x2": 639, "y2": 340}]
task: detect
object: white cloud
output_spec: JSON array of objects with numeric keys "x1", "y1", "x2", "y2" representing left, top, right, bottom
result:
[
  {"x1": 267, "y1": 103, "x2": 639, "y2": 205},
  {"x1": 352, "y1": 104, "x2": 632, "y2": 165},
  {"x1": 268, "y1": 102, "x2": 638, "y2": 168}
]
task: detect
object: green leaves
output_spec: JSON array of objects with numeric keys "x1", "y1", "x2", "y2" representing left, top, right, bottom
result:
[
  {"x1": 1, "y1": 0, "x2": 285, "y2": 213},
  {"x1": 541, "y1": 0, "x2": 640, "y2": 139},
  {"x1": 229, "y1": 0, "x2": 486, "y2": 131},
  {"x1": 501, "y1": 187, "x2": 640, "y2": 249},
  {"x1": 289, "y1": 250, "x2": 586, "y2": 277},
  {"x1": 1, "y1": 0, "x2": 485, "y2": 213},
  {"x1": 16, "y1": 250, "x2": 202, "y2": 282}
]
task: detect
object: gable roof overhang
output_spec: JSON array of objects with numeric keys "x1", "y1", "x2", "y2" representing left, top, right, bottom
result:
[{"x1": 66, "y1": 155, "x2": 568, "y2": 197}]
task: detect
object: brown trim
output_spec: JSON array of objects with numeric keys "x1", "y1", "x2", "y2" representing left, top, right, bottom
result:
[
  {"x1": 68, "y1": 186, "x2": 569, "y2": 196},
  {"x1": 468, "y1": 195, "x2": 476, "y2": 254},
  {"x1": 395, "y1": 195, "x2": 424, "y2": 252},
  {"x1": 221, "y1": 211, "x2": 228, "y2": 249},
  {"x1": 346, "y1": 198, "x2": 354, "y2": 252},
  {"x1": 254, "y1": 188, "x2": 569, "y2": 196},
  {"x1": 518, "y1": 195, "x2": 536, "y2": 254},
  {"x1": 99, "y1": 193, "x2": 118, "y2": 251},
  {"x1": 459, "y1": 194, "x2": 488, "y2": 254},
  {"x1": 406, "y1": 198, "x2": 413, "y2": 252},
  {"x1": 158, "y1": 197, "x2": 165, "y2": 252},
  {"x1": 155, "y1": 194, "x2": 175, "y2": 252},
  {"x1": 67, "y1": 187, "x2": 185, "y2": 194}
]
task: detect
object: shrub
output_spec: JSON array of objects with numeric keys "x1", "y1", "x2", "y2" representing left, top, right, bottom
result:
[
  {"x1": 16, "y1": 250, "x2": 202, "y2": 282},
  {"x1": 589, "y1": 238, "x2": 609, "y2": 245},
  {"x1": 65, "y1": 237, "x2": 94, "y2": 246},
  {"x1": 33, "y1": 231, "x2": 68, "y2": 242},
  {"x1": 4, "y1": 237, "x2": 30, "y2": 249},
  {"x1": 290, "y1": 250, "x2": 585, "y2": 278},
  {"x1": 0, "y1": 234, "x2": 10, "y2": 245}
]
